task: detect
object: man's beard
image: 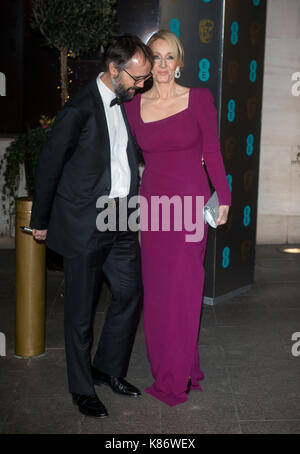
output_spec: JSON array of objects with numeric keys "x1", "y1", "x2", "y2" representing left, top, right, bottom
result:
[{"x1": 111, "y1": 76, "x2": 137, "y2": 102}]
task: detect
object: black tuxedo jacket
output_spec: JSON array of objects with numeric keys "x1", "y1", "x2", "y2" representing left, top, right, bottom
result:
[{"x1": 30, "y1": 80, "x2": 139, "y2": 258}]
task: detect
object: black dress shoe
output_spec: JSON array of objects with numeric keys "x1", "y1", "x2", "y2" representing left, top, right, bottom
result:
[
  {"x1": 72, "y1": 393, "x2": 108, "y2": 418},
  {"x1": 91, "y1": 366, "x2": 141, "y2": 397}
]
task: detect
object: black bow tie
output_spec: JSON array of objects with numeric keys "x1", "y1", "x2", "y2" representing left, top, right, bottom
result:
[{"x1": 110, "y1": 97, "x2": 121, "y2": 107}]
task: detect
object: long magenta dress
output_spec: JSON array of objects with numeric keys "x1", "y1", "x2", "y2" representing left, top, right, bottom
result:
[{"x1": 125, "y1": 87, "x2": 231, "y2": 406}]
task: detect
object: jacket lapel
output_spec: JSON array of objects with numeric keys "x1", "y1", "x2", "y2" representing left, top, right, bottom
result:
[
  {"x1": 88, "y1": 80, "x2": 138, "y2": 191},
  {"x1": 88, "y1": 80, "x2": 111, "y2": 172}
]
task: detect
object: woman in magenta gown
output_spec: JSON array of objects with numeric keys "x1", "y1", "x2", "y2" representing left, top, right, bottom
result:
[{"x1": 125, "y1": 31, "x2": 231, "y2": 406}]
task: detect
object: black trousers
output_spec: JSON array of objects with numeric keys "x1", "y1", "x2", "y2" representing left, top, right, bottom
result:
[{"x1": 63, "y1": 210, "x2": 143, "y2": 396}]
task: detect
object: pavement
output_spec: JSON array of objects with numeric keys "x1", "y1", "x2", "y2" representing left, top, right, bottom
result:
[{"x1": 0, "y1": 240, "x2": 300, "y2": 434}]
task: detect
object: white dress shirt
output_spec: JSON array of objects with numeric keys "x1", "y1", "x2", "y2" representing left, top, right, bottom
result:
[{"x1": 96, "y1": 73, "x2": 131, "y2": 198}]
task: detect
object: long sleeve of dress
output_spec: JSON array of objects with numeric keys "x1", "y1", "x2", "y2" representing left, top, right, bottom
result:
[{"x1": 197, "y1": 88, "x2": 231, "y2": 206}]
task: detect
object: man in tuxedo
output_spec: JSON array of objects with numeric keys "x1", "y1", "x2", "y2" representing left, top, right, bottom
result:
[{"x1": 30, "y1": 35, "x2": 153, "y2": 418}]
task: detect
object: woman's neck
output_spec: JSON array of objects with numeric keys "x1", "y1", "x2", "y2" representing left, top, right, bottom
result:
[{"x1": 151, "y1": 80, "x2": 179, "y2": 100}]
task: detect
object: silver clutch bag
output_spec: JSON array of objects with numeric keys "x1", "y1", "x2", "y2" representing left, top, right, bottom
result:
[{"x1": 203, "y1": 191, "x2": 219, "y2": 228}]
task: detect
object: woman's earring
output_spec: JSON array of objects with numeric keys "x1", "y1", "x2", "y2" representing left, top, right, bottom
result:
[{"x1": 174, "y1": 67, "x2": 181, "y2": 79}]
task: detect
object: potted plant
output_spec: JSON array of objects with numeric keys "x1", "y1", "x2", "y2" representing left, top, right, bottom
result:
[
  {"x1": 0, "y1": 115, "x2": 63, "y2": 269},
  {"x1": 0, "y1": 115, "x2": 55, "y2": 224}
]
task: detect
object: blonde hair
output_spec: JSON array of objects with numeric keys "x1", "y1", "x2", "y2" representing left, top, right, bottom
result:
[{"x1": 147, "y1": 30, "x2": 184, "y2": 69}]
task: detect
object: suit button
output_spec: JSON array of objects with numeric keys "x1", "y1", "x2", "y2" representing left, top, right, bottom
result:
[{"x1": 105, "y1": 186, "x2": 110, "y2": 191}]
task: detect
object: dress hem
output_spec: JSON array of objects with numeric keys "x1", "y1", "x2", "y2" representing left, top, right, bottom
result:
[{"x1": 145, "y1": 386, "x2": 188, "y2": 407}]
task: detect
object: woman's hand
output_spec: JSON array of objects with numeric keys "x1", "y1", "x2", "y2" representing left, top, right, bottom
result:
[{"x1": 216, "y1": 205, "x2": 230, "y2": 226}]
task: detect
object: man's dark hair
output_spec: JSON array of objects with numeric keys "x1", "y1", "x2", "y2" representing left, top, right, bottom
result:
[{"x1": 102, "y1": 34, "x2": 153, "y2": 72}]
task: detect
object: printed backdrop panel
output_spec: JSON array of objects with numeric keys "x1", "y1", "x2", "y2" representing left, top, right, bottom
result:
[
  {"x1": 159, "y1": 0, "x2": 223, "y2": 108},
  {"x1": 215, "y1": 0, "x2": 267, "y2": 300},
  {"x1": 158, "y1": 0, "x2": 267, "y2": 303}
]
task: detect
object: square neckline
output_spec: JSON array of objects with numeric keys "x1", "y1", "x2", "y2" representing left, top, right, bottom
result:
[{"x1": 139, "y1": 88, "x2": 192, "y2": 125}]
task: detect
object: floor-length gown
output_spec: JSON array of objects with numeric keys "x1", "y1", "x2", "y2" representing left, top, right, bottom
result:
[{"x1": 124, "y1": 87, "x2": 231, "y2": 406}]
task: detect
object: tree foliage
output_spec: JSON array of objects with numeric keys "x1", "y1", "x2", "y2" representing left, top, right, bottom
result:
[
  {"x1": 31, "y1": 0, "x2": 118, "y2": 104},
  {"x1": 31, "y1": 0, "x2": 118, "y2": 56}
]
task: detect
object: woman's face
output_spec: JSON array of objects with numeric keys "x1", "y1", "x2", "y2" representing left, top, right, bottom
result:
[{"x1": 150, "y1": 38, "x2": 178, "y2": 84}]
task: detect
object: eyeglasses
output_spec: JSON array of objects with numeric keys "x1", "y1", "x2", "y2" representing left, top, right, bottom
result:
[{"x1": 122, "y1": 68, "x2": 153, "y2": 86}]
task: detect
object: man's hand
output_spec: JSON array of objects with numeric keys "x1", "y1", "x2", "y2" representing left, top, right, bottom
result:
[
  {"x1": 216, "y1": 205, "x2": 230, "y2": 226},
  {"x1": 32, "y1": 229, "x2": 48, "y2": 241}
]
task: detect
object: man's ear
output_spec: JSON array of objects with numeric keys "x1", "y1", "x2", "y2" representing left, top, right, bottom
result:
[{"x1": 109, "y1": 61, "x2": 119, "y2": 78}]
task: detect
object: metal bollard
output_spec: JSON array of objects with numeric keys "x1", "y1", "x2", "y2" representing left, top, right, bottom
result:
[{"x1": 15, "y1": 197, "x2": 46, "y2": 358}]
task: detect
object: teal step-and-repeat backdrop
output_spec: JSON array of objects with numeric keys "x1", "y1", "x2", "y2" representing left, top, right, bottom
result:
[{"x1": 159, "y1": 0, "x2": 267, "y2": 304}]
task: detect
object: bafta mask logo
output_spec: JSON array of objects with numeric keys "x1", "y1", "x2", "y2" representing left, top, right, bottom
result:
[
  {"x1": 225, "y1": 137, "x2": 236, "y2": 160},
  {"x1": 199, "y1": 19, "x2": 214, "y2": 44},
  {"x1": 241, "y1": 240, "x2": 251, "y2": 261},
  {"x1": 228, "y1": 60, "x2": 239, "y2": 85},
  {"x1": 247, "y1": 97, "x2": 258, "y2": 120},
  {"x1": 243, "y1": 169, "x2": 255, "y2": 192},
  {"x1": 250, "y1": 22, "x2": 260, "y2": 45}
]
